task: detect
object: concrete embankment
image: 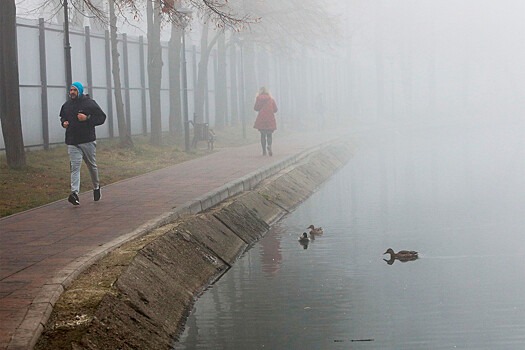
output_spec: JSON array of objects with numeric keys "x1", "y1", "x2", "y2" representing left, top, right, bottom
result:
[{"x1": 35, "y1": 140, "x2": 353, "y2": 350}]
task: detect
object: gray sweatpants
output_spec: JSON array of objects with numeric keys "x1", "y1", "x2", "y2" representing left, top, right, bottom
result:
[{"x1": 68, "y1": 141, "x2": 99, "y2": 194}]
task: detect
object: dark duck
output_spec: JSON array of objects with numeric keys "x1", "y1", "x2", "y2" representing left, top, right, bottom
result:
[{"x1": 383, "y1": 248, "x2": 418, "y2": 265}]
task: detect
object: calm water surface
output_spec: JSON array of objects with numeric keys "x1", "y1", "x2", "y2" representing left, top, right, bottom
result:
[{"x1": 176, "y1": 125, "x2": 525, "y2": 349}]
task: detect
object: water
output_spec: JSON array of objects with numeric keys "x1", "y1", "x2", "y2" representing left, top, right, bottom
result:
[{"x1": 175, "y1": 124, "x2": 525, "y2": 349}]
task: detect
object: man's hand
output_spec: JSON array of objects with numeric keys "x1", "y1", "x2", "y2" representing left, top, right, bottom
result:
[
  {"x1": 62, "y1": 121, "x2": 69, "y2": 128},
  {"x1": 77, "y1": 113, "x2": 88, "y2": 121}
]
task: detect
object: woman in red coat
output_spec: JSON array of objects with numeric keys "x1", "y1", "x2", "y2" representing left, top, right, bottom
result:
[{"x1": 253, "y1": 87, "x2": 278, "y2": 156}]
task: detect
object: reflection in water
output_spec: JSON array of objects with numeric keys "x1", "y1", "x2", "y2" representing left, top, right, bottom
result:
[
  {"x1": 176, "y1": 125, "x2": 525, "y2": 349},
  {"x1": 259, "y1": 225, "x2": 284, "y2": 276}
]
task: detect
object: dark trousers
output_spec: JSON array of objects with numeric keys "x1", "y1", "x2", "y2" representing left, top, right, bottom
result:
[{"x1": 259, "y1": 130, "x2": 273, "y2": 154}]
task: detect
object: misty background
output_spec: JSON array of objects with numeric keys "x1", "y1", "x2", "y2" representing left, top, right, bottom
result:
[{"x1": 6, "y1": 0, "x2": 525, "y2": 150}]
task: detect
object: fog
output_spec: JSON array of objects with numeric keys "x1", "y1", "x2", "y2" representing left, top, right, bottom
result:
[
  {"x1": 12, "y1": 0, "x2": 525, "y2": 136},
  {"x1": 335, "y1": 0, "x2": 525, "y2": 129}
]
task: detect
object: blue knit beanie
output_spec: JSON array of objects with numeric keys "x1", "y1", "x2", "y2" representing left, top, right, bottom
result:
[{"x1": 71, "y1": 82, "x2": 84, "y2": 96}]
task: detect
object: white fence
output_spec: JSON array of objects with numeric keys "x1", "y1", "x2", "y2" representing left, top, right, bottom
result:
[{"x1": 1, "y1": 17, "x2": 206, "y2": 150}]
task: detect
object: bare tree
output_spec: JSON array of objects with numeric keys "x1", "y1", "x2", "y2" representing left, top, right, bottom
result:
[
  {"x1": 214, "y1": 31, "x2": 227, "y2": 128},
  {"x1": 217, "y1": 0, "x2": 341, "y2": 132},
  {"x1": 109, "y1": 0, "x2": 133, "y2": 147},
  {"x1": 147, "y1": 0, "x2": 253, "y2": 144},
  {"x1": 229, "y1": 0, "x2": 340, "y2": 53},
  {"x1": 168, "y1": 23, "x2": 183, "y2": 136},
  {"x1": 228, "y1": 34, "x2": 239, "y2": 126},
  {"x1": 194, "y1": 23, "x2": 213, "y2": 124},
  {"x1": 147, "y1": 0, "x2": 163, "y2": 145},
  {"x1": 0, "y1": 0, "x2": 26, "y2": 169},
  {"x1": 185, "y1": 0, "x2": 339, "y2": 129}
]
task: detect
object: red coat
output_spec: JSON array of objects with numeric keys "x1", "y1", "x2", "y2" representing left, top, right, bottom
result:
[{"x1": 253, "y1": 94, "x2": 278, "y2": 131}]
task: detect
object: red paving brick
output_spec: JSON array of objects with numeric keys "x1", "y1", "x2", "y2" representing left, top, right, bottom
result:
[{"x1": 0, "y1": 131, "x2": 344, "y2": 349}]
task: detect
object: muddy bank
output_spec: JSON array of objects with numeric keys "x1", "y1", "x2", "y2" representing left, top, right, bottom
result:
[{"x1": 35, "y1": 141, "x2": 353, "y2": 350}]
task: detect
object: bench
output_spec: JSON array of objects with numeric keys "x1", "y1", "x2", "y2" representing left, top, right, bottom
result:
[{"x1": 190, "y1": 121, "x2": 215, "y2": 150}]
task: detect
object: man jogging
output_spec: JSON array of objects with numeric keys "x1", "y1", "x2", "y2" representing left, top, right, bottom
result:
[{"x1": 60, "y1": 82, "x2": 106, "y2": 205}]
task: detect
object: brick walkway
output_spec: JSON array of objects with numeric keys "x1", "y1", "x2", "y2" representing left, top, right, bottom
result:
[{"x1": 0, "y1": 130, "x2": 344, "y2": 349}]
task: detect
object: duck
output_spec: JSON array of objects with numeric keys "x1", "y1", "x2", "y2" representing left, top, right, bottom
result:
[
  {"x1": 383, "y1": 248, "x2": 418, "y2": 263},
  {"x1": 298, "y1": 232, "x2": 311, "y2": 243},
  {"x1": 307, "y1": 225, "x2": 323, "y2": 235}
]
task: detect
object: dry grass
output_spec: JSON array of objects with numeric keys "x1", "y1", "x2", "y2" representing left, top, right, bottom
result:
[{"x1": 0, "y1": 126, "x2": 261, "y2": 218}]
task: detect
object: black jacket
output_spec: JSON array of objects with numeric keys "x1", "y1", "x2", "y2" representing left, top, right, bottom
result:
[{"x1": 60, "y1": 95, "x2": 106, "y2": 145}]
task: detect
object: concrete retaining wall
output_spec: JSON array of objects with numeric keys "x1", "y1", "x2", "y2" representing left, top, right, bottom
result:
[{"x1": 35, "y1": 141, "x2": 353, "y2": 350}]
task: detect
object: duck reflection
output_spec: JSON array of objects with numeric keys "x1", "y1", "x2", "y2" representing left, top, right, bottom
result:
[
  {"x1": 298, "y1": 232, "x2": 310, "y2": 249},
  {"x1": 383, "y1": 248, "x2": 418, "y2": 265}
]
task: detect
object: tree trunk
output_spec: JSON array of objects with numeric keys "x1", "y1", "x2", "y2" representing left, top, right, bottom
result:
[
  {"x1": 215, "y1": 32, "x2": 227, "y2": 128},
  {"x1": 229, "y1": 37, "x2": 239, "y2": 126},
  {"x1": 0, "y1": 0, "x2": 26, "y2": 169},
  {"x1": 194, "y1": 24, "x2": 209, "y2": 124},
  {"x1": 168, "y1": 24, "x2": 182, "y2": 135},
  {"x1": 147, "y1": 0, "x2": 163, "y2": 145},
  {"x1": 109, "y1": 0, "x2": 133, "y2": 148},
  {"x1": 194, "y1": 25, "x2": 222, "y2": 125}
]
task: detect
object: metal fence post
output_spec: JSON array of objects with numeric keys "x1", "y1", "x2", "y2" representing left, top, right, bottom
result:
[
  {"x1": 85, "y1": 26, "x2": 93, "y2": 96},
  {"x1": 139, "y1": 35, "x2": 147, "y2": 136},
  {"x1": 104, "y1": 29, "x2": 114, "y2": 138},
  {"x1": 123, "y1": 33, "x2": 131, "y2": 135},
  {"x1": 38, "y1": 18, "x2": 49, "y2": 149}
]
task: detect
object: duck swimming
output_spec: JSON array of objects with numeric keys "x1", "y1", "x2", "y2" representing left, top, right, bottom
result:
[
  {"x1": 298, "y1": 232, "x2": 311, "y2": 243},
  {"x1": 383, "y1": 248, "x2": 418, "y2": 264},
  {"x1": 307, "y1": 225, "x2": 323, "y2": 235}
]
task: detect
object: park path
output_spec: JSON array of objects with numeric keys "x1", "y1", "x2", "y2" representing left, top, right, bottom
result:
[{"x1": 0, "y1": 130, "x2": 346, "y2": 349}]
